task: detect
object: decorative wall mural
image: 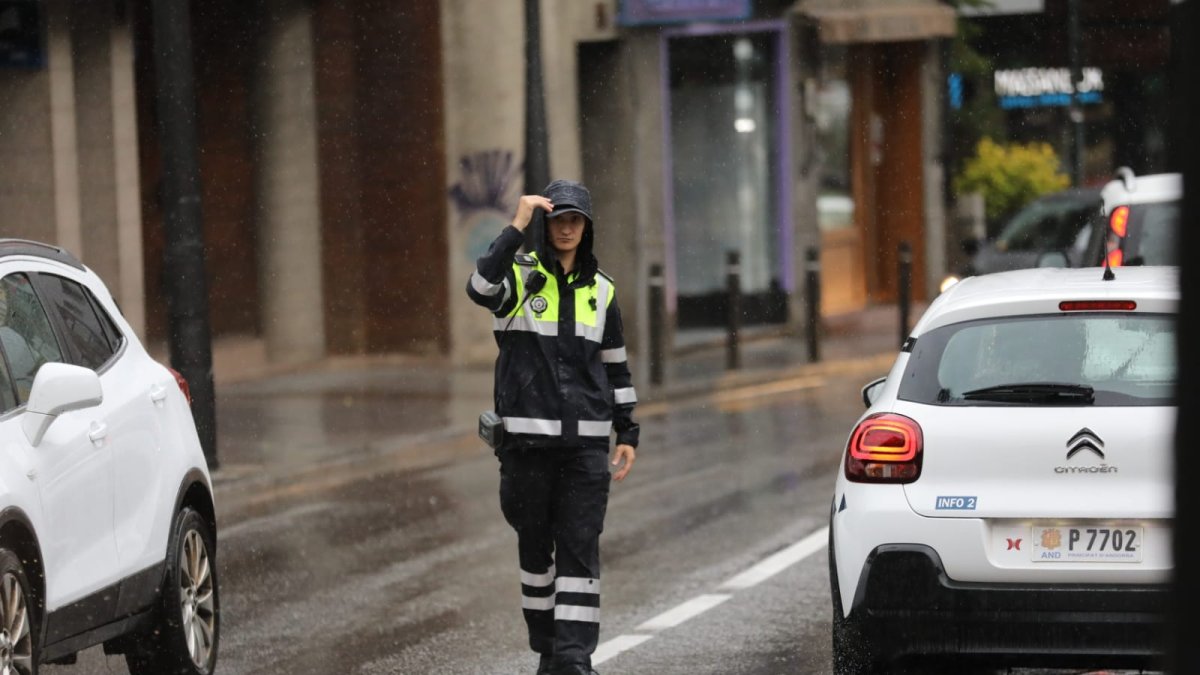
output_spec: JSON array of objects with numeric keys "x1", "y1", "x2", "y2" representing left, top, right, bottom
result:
[{"x1": 449, "y1": 150, "x2": 522, "y2": 264}]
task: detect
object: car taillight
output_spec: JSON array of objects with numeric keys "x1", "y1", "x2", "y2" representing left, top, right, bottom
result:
[
  {"x1": 1106, "y1": 206, "x2": 1129, "y2": 268},
  {"x1": 1109, "y1": 205, "x2": 1129, "y2": 238},
  {"x1": 168, "y1": 367, "x2": 192, "y2": 405},
  {"x1": 845, "y1": 413, "x2": 923, "y2": 483}
]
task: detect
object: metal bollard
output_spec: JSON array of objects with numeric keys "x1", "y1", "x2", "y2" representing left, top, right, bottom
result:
[
  {"x1": 804, "y1": 246, "x2": 821, "y2": 362},
  {"x1": 726, "y1": 250, "x2": 741, "y2": 370},
  {"x1": 648, "y1": 263, "x2": 665, "y2": 386},
  {"x1": 898, "y1": 241, "x2": 912, "y2": 348}
]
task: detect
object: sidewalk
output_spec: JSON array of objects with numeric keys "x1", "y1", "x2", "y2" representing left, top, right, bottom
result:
[{"x1": 205, "y1": 302, "x2": 922, "y2": 492}]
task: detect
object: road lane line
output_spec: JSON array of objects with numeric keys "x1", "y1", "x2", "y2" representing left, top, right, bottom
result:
[
  {"x1": 593, "y1": 526, "x2": 830, "y2": 667},
  {"x1": 719, "y1": 527, "x2": 829, "y2": 590},
  {"x1": 592, "y1": 634, "x2": 654, "y2": 665},
  {"x1": 635, "y1": 594, "x2": 732, "y2": 632}
]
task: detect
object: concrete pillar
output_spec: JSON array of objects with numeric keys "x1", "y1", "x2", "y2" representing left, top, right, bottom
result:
[
  {"x1": 788, "y1": 21, "x2": 822, "y2": 338},
  {"x1": 442, "y1": 0, "x2": 524, "y2": 365},
  {"x1": 626, "y1": 34, "x2": 667, "y2": 392},
  {"x1": 572, "y1": 32, "x2": 667, "y2": 392},
  {"x1": 541, "y1": 0, "x2": 582, "y2": 181},
  {"x1": 47, "y1": 0, "x2": 82, "y2": 256},
  {"x1": 110, "y1": 6, "x2": 143, "y2": 338},
  {"x1": 921, "y1": 40, "x2": 948, "y2": 298},
  {"x1": 254, "y1": 0, "x2": 325, "y2": 363},
  {"x1": 70, "y1": 0, "x2": 145, "y2": 337}
]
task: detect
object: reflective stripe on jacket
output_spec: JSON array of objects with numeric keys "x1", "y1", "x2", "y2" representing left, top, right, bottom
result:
[{"x1": 466, "y1": 226, "x2": 639, "y2": 449}]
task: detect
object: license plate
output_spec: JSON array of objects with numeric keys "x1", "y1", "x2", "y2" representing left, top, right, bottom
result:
[{"x1": 1029, "y1": 524, "x2": 1143, "y2": 562}]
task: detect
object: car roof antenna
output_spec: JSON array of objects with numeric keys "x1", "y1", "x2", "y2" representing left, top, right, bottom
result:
[{"x1": 1102, "y1": 247, "x2": 1116, "y2": 281}]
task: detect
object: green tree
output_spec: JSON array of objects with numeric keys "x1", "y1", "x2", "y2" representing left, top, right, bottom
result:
[{"x1": 954, "y1": 137, "x2": 1070, "y2": 226}]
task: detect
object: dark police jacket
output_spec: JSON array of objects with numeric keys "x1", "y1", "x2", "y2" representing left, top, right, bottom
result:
[{"x1": 466, "y1": 225, "x2": 639, "y2": 450}]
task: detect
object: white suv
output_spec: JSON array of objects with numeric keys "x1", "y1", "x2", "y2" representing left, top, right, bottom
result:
[
  {"x1": 830, "y1": 265, "x2": 1175, "y2": 673},
  {"x1": 0, "y1": 240, "x2": 219, "y2": 674},
  {"x1": 1086, "y1": 168, "x2": 1182, "y2": 268}
]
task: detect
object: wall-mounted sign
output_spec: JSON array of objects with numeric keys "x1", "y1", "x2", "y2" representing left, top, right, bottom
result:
[
  {"x1": 0, "y1": 0, "x2": 43, "y2": 68},
  {"x1": 993, "y1": 67, "x2": 1104, "y2": 110},
  {"x1": 619, "y1": 0, "x2": 752, "y2": 26}
]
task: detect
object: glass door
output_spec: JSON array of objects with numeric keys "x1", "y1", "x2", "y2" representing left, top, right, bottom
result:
[{"x1": 667, "y1": 28, "x2": 787, "y2": 329}]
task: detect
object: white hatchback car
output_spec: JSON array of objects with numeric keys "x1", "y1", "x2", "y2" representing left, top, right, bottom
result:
[
  {"x1": 830, "y1": 265, "x2": 1175, "y2": 673},
  {"x1": 0, "y1": 240, "x2": 218, "y2": 674}
]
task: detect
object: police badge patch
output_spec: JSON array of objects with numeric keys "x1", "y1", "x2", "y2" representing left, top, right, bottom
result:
[{"x1": 530, "y1": 296, "x2": 548, "y2": 314}]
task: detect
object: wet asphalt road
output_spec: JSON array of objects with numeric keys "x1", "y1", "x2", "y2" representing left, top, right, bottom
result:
[
  {"x1": 211, "y1": 366, "x2": 854, "y2": 675},
  {"x1": 45, "y1": 359, "x2": 1161, "y2": 674}
]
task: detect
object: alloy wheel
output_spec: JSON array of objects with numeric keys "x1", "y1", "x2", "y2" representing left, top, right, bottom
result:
[
  {"x1": 179, "y1": 530, "x2": 216, "y2": 668},
  {"x1": 0, "y1": 572, "x2": 33, "y2": 675}
]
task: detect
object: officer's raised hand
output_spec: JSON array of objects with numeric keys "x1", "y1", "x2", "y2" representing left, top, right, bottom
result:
[
  {"x1": 512, "y1": 195, "x2": 554, "y2": 232},
  {"x1": 612, "y1": 443, "x2": 636, "y2": 481}
]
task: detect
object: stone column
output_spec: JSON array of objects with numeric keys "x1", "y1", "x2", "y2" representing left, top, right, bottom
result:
[
  {"x1": 47, "y1": 0, "x2": 82, "y2": 256},
  {"x1": 70, "y1": 0, "x2": 145, "y2": 336},
  {"x1": 921, "y1": 39, "x2": 948, "y2": 298},
  {"x1": 442, "y1": 0, "x2": 525, "y2": 365},
  {"x1": 254, "y1": 0, "x2": 325, "y2": 363}
]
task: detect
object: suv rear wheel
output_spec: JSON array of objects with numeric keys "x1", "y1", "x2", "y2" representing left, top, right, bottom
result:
[
  {"x1": 126, "y1": 507, "x2": 219, "y2": 675},
  {"x1": 0, "y1": 548, "x2": 37, "y2": 675}
]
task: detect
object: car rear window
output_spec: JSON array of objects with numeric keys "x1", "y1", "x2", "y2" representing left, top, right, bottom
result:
[
  {"x1": 1126, "y1": 201, "x2": 1180, "y2": 266},
  {"x1": 899, "y1": 313, "x2": 1175, "y2": 407}
]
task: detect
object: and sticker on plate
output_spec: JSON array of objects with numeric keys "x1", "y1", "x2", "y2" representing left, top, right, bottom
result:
[{"x1": 935, "y1": 496, "x2": 977, "y2": 510}]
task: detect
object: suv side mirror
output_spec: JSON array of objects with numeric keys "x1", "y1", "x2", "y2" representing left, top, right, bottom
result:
[
  {"x1": 861, "y1": 377, "x2": 887, "y2": 408},
  {"x1": 22, "y1": 363, "x2": 103, "y2": 446}
]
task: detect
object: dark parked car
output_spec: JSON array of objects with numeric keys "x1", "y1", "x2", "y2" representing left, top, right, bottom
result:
[{"x1": 960, "y1": 186, "x2": 1102, "y2": 277}]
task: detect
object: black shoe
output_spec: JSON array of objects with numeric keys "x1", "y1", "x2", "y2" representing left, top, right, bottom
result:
[{"x1": 536, "y1": 654, "x2": 554, "y2": 675}]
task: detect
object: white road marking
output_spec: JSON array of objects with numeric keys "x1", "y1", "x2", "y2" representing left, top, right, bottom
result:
[
  {"x1": 635, "y1": 594, "x2": 732, "y2": 632},
  {"x1": 593, "y1": 526, "x2": 829, "y2": 666},
  {"x1": 720, "y1": 527, "x2": 829, "y2": 590},
  {"x1": 591, "y1": 634, "x2": 653, "y2": 664}
]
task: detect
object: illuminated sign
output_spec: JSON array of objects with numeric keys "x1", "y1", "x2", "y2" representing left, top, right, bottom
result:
[
  {"x1": 619, "y1": 0, "x2": 752, "y2": 26},
  {"x1": 993, "y1": 67, "x2": 1104, "y2": 109}
]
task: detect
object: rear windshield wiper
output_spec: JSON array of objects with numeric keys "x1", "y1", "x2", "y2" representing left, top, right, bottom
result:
[{"x1": 960, "y1": 382, "x2": 1095, "y2": 404}]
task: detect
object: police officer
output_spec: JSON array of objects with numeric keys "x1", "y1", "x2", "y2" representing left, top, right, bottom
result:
[{"x1": 466, "y1": 179, "x2": 638, "y2": 675}]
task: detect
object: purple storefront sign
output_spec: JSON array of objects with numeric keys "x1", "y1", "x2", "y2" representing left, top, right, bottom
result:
[{"x1": 619, "y1": 0, "x2": 751, "y2": 26}]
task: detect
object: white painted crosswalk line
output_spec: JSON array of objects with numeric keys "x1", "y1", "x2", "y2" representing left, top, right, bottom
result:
[
  {"x1": 719, "y1": 526, "x2": 828, "y2": 590},
  {"x1": 593, "y1": 527, "x2": 829, "y2": 667},
  {"x1": 635, "y1": 593, "x2": 732, "y2": 632},
  {"x1": 592, "y1": 634, "x2": 654, "y2": 665}
]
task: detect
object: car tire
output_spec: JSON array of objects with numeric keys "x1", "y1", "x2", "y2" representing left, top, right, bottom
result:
[
  {"x1": 0, "y1": 548, "x2": 38, "y2": 675},
  {"x1": 126, "y1": 507, "x2": 219, "y2": 675},
  {"x1": 828, "y1": 525, "x2": 878, "y2": 675}
]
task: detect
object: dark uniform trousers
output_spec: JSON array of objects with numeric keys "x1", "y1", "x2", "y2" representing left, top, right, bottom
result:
[{"x1": 499, "y1": 444, "x2": 611, "y2": 668}]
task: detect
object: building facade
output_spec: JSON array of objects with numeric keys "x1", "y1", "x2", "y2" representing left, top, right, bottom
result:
[{"x1": 0, "y1": 0, "x2": 955, "y2": 386}]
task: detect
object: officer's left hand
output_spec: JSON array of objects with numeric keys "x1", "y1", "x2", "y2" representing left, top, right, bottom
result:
[{"x1": 611, "y1": 444, "x2": 636, "y2": 481}]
